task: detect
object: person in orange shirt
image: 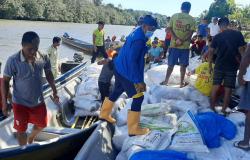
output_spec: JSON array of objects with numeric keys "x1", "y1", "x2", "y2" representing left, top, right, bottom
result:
[{"x1": 163, "y1": 28, "x2": 172, "y2": 58}]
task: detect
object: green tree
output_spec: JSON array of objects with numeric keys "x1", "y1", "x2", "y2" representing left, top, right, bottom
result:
[
  {"x1": 0, "y1": 0, "x2": 25, "y2": 19},
  {"x1": 22, "y1": 0, "x2": 44, "y2": 20},
  {"x1": 206, "y1": 0, "x2": 236, "y2": 20},
  {"x1": 0, "y1": 0, "x2": 168, "y2": 27}
]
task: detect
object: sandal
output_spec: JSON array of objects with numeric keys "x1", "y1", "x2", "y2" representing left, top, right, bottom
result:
[
  {"x1": 218, "y1": 110, "x2": 231, "y2": 117},
  {"x1": 160, "y1": 81, "x2": 168, "y2": 86},
  {"x1": 234, "y1": 141, "x2": 250, "y2": 151},
  {"x1": 180, "y1": 82, "x2": 189, "y2": 88}
]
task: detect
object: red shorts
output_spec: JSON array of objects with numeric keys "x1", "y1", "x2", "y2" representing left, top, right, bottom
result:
[{"x1": 13, "y1": 103, "x2": 47, "y2": 132}]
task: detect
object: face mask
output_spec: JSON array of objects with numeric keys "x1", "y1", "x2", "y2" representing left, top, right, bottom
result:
[{"x1": 145, "y1": 31, "x2": 154, "y2": 38}]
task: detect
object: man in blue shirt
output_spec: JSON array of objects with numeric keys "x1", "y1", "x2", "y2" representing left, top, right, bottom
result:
[
  {"x1": 198, "y1": 18, "x2": 208, "y2": 39},
  {"x1": 99, "y1": 15, "x2": 158, "y2": 136}
]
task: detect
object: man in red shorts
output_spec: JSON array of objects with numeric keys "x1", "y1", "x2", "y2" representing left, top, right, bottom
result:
[{"x1": 1, "y1": 31, "x2": 59, "y2": 146}]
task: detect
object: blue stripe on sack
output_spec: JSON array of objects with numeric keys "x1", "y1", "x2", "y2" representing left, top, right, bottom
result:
[{"x1": 187, "y1": 111, "x2": 207, "y2": 145}]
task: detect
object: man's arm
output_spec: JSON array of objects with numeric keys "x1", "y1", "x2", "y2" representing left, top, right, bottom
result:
[
  {"x1": 93, "y1": 33, "x2": 97, "y2": 52},
  {"x1": 238, "y1": 45, "x2": 250, "y2": 86},
  {"x1": 239, "y1": 45, "x2": 247, "y2": 55},
  {"x1": 45, "y1": 70, "x2": 59, "y2": 103},
  {"x1": 182, "y1": 30, "x2": 194, "y2": 42},
  {"x1": 207, "y1": 24, "x2": 211, "y2": 36},
  {"x1": 1, "y1": 76, "x2": 11, "y2": 116},
  {"x1": 168, "y1": 26, "x2": 178, "y2": 40},
  {"x1": 130, "y1": 40, "x2": 145, "y2": 83},
  {"x1": 93, "y1": 33, "x2": 96, "y2": 45},
  {"x1": 208, "y1": 47, "x2": 215, "y2": 74},
  {"x1": 43, "y1": 53, "x2": 59, "y2": 104}
]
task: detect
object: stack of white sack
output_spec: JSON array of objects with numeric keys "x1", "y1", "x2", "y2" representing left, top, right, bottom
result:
[
  {"x1": 145, "y1": 57, "x2": 201, "y2": 87},
  {"x1": 145, "y1": 65, "x2": 187, "y2": 86},
  {"x1": 73, "y1": 63, "x2": 103, "y2": 116},
  {"x1": 148, "y1": 85, "x2": 210, "y2": 111},
  {"x1": 188, "y1": 56, "x2": 202, "y2": 72},
  {"x1": 113, "y1": 104, "x2": 176, "y2": 160},
  {"x1": 115, "y1": 105, "x2": 208, "y2": 160}
]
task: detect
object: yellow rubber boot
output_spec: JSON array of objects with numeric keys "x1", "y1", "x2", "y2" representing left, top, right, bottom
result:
[
  {"x1": 99, "y1": 98, "x2": 116, "y2": 124},
  {"x1": 127, "y1": 110, "x2": 150, "y2": 136}
]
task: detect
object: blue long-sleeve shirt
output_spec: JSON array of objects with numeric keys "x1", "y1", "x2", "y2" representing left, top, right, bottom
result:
[{"x1": 114, "y1": 27, "x2": 148, "y2": 83}]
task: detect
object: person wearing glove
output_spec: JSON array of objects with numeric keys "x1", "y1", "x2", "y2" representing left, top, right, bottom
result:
[{"x1": 99, "y1": 15, "x2": 158, "y2": 136}]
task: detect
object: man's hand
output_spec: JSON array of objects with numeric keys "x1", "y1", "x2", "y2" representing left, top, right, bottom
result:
[
  {"x1": 175, "y1": 39, "x2": 183, "y2": 46},
  {"x1": 97, "y1": 59, "x2": 109, "y2": 65},
  {"x1": 2, "y1": 103, "x2": 9, "y2": 117},
  {"x1": 52, "y1": 93, "x2": 60, "y2": 104},
  {"x1": 238, "y1": 76, "x2": 246, "y2": 86},
  {"x1": 134, "y1": 83, "x2": 146, "y2": 93}
]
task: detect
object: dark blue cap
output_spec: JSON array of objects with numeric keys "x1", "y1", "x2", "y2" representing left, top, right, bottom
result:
[
  {"x1": 142, "y1": 15, "x2": 159, "y2": 28},
  {"x1": 181, "y1": 1, "x2": 191, "y2": 11}
]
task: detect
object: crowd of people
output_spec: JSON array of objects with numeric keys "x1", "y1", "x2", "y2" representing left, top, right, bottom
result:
[
  {"x1": 97, "y1": 1, "x2": 250, "y2": 151},
  {"x1": 0, "y1": 1, "x2": 250, "y2": 151}
]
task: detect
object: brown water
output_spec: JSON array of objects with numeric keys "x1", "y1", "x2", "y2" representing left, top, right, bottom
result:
[
  {"x1": 0, "y1": 19, "x2": 166, "y2": 74},
  {"x1": 0, "y1": 19, "x2": 133, "y2": 73}
]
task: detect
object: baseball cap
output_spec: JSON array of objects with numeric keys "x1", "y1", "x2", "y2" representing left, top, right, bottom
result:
[{"x1": 142, "y1": 15, "x2": 159, "y2": 29}]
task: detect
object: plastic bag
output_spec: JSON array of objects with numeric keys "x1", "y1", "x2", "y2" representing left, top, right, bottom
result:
[
  {"x1": 169, "y1": 111, "x2": 209, "y2": 153},
  {"x1": 149, "y1": 85, "x2": 185, "y2": 103},
  {"x1": 73, "y1": 96, "x2": 100, "y2": 112},
  {"x1": 133, "y1": 130, "x2": 176, "y2": 150},
  {"x1": 74, "y1": 108, "x2": 99, "y2": 117},
  {"x1": 130, "y1": 150, "x2": 190, "y2": 160},
  {"x1": 141, "y1": 103, "x2": 172, "y2": 117},
  {"x1": 75, "y1": 80, "x2": 99, "y2": 97},
  {"x1": 115, "y1": 99, "x2": 132, "y2": 126},
  {"x1": 112, "y1": 125, "x2": 129, "y2": 151},
  {"x1": 146, "y1": 65, "x2": 187, "y2": 85}
]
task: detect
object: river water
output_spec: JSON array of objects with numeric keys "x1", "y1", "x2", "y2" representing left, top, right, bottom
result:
[{"x1": 0, "y1": 19, "x2": 166, "y2": 74}]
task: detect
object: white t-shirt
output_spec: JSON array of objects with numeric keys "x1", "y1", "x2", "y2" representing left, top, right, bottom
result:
[{"x1": 208, "y1": 23, "x2": 220, "y2": 37}]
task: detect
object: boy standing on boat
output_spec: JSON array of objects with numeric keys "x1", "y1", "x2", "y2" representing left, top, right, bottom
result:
[
  {"x1": 99, "y1": 15, "x2": 158, "y2": 136},
  {"x1": 1, "y1": 31, "x2": 59, "y2": 146},
  {"x1": 91, "y1": 21, "x2": 108, "y2": 63},
  {"x1": 48, "y1": 37, "x2": 61, "y2": 78}
]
